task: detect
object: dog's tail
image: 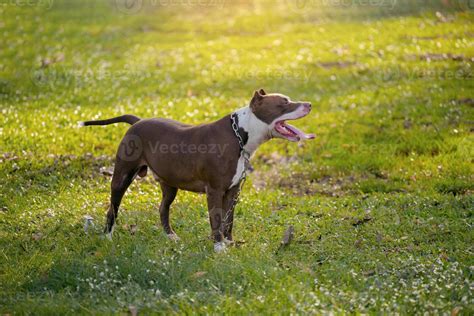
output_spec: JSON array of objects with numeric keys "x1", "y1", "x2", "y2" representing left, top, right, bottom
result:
[{"x1": 79, "y1": 115, "x2": 141, "y2": 127}]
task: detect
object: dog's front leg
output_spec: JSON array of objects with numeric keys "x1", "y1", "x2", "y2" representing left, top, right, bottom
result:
[
  {"x1": 206, "y1": 188, "x2": 226, "y2": 252},
  {"x1": 222, "y1": 185, "x2": 241, "y2": 243}
]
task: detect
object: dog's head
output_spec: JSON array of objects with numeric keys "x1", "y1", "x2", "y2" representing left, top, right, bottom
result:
[{"x1": 249, "y1": 89, "x2": 315, "y2": 142}]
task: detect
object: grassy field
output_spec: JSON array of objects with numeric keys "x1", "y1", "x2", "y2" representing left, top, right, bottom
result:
[{"x1": 1, "y1": 0, "x2": 473, "y2": 314}]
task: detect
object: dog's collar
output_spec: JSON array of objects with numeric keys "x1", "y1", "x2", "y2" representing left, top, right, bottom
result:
[{"x1": 230, "y1": 112, "x2": 250, "y2": 159}]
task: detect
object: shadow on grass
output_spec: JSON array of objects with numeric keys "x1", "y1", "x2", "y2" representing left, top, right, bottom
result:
[
  {"x1": 0, "y1": 154, "x2": 113, "y2": 208},
  {"x1": 18, "y1": 234, "x2": 285, "y2": 313}
]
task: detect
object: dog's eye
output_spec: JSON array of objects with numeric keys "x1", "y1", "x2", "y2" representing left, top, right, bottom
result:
[{"x1": 283, "y1": 98, "x2": 289, "y2": 104}]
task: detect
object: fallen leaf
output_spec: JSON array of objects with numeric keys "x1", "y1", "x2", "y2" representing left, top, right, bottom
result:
[
  {"x1": 100, "y1": 166, "x2": 114, "y2": 176},
  {"x1": 192, "y1": 271, "x2": 207, "y2": 278},
  {"x1": 281, "y1": 226, "x2": 294, "y2": 246},
  {"x1": 451, "y1": 307, "x2": 461, "y2": 316},
  {"x1": 32, "y1": 232, "x2": 43, "y2": 241},
  {"x1": 123, "y1": 224, "x2": 136, "y2": 235},
  {"x1": 352, "y1": 216, "x2": 372, "y2": 227},
  {"x1": 128, "y1": 305, "x2": 137, "y2": 316},
  {"x1": 440, "y1": 252, "x2": 449, "y2": 261},
  {"x1": 435, "y1": 11, "x2": 448, "y2": 23},
  {"x1": 55, "y1": 53, "x2": 65, "y2": 63},
  {"x1": 129, "y1": 224, "x2": 138, "y2": 235}
]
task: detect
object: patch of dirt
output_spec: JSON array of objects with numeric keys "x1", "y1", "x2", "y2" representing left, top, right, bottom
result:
[
  {"x1": 296, "y1": 211, "x2": 323, "y2": 219},
  {"x1": 405, "y1": 53, "x2": 474, "y2": 62},
  {"x1": 45, "y1": 153, "x2": 112, "y2": 165},
  {"x1": 403, "y1": 35, "x2": 450, "y2": 41},
  {"x1": 351, "y1": 216, "x2": 373, "y2": 227},
  {"x1": 316, "y1": 61, "x2": 358, "y2": 69},
  {"x1": 404, "y1": 31, "x2": 474, "y2": 40},
  {"x1": 456, "y1": 98, "x2": 474, "y2": 107},
  {"x1": 251, "y1": 155, "x2": 362, "y2": 196},
  {"x1": 251, "y1": 152, "x2": 299, "y2": 191},
  {"x1": 257, "y1": 151, "x2": 299, "y2": 166}
]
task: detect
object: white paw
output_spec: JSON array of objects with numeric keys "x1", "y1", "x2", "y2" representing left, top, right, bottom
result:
[
  {"x1": 223, "y1": 238, "x2": 234, "y2": 245},
  {"x1": 167, "y1": 233, "x2": 180, "y2": 241},
  {"x1": 105, "y1": 226, "x2": 114, "y2": 240},
  {"x1": 214, "y1": 242, "x2": 227, "y2": 253}
]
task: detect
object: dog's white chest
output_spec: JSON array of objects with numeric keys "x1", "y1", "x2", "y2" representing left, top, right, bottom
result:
[
  {"x1": 228, "y1": 106, "x2": 270, "y2": 189},
  {"x1": 229, "y1": 154, "x2": 246, "y2": 188}
]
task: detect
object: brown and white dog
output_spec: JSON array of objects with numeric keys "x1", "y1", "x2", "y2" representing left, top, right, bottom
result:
[{"x1": 81, "y1": 89, "x2": 314, "y2": 252}]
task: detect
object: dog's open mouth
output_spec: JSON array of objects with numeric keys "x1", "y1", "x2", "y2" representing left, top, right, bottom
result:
[{"x1": 274, "y1": 120, "x2": 315, "y2": 142}]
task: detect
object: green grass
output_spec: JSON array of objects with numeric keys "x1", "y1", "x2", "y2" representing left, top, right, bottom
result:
[{"x1": 1, "y1": 0, "x2": 473, "y2": 314}]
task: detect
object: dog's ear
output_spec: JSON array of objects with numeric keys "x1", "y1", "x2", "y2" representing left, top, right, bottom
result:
[
  {"x1": 258, "y1": 88, "x2": 266, "y2": 95},
  {"x1": 250, "y1": 90, "x2": 264, "y2": 109}
]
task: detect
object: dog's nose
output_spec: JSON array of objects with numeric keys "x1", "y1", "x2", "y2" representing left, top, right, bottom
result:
[{"x1": 304, "y1": 102, "x2": 311, "y2": 110}]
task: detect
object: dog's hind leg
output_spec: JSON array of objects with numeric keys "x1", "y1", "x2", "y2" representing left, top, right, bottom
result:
[
  {"x1": 158, "y1": 182, "x2": 179, "y2": 240},
  {"x1": 104, "y1": 160, "x2": 140, "y2": 239}
]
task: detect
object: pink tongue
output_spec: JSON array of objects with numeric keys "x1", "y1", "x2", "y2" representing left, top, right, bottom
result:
[{"x1": 285, "y1": 123, "x2": 315, "y2": 140}]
